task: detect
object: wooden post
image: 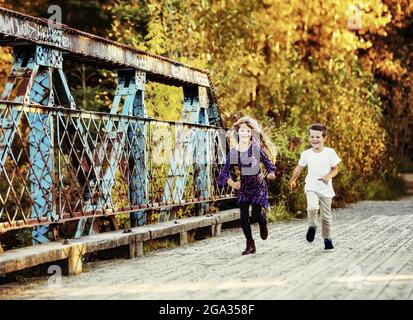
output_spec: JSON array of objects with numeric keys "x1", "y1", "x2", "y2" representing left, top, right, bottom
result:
[
  {"x1": 0, "y1": 241, "x2": 3, "y2": 253},
  {"x1": 68, "y1": 245, "x2": 83, "y2": 276},
  {"x1": 210, "y1": 225, "x2": 216, "y2": 237},
  {"x1": 215, "y1": 223, "x2": 222, "y2": 236},
  {"x1": 180, "y1": 231, "x2": 188, "y2": 245},
  {"x1": 130, "y1": 240, "x2": 144, "y2": 258}
]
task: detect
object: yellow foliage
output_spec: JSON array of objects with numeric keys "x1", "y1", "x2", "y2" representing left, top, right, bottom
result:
[{"x1": 0, "y1": 47, "x2": 12, "y2": 92}]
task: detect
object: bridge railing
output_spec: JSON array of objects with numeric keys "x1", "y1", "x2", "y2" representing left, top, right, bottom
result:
[{"x1": 0, "y1": 101, "x2": 235, "y2": 234}]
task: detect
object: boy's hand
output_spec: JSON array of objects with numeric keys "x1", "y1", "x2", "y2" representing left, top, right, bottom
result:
[
  {"x1": 319, "y1": 176, "x2": 330, "y2": 184},
  {"x1": 266, "y1": 173, "x2": 276, "y2": 181},
  {"x1": 289, "y1": 180, "x2": 297, "y2": 190}
]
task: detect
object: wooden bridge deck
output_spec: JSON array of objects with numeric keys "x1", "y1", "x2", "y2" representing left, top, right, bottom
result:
[{"x1": 0, "y1": 197, "x2": 412, "y2": 300}]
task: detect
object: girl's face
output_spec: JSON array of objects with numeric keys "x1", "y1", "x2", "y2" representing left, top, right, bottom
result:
[{"x1": 238, "y1": 123, "x2": 252, "y2": 142}]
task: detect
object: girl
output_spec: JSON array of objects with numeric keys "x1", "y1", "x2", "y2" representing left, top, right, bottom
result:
[{"x1": 218, "y1": 116, "x2": 277, "y2": 255}]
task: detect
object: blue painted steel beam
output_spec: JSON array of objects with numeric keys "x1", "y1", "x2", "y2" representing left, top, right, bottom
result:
[
  {"x1": 160, "y1": 86, "x2": 211, "y2": 221},
  {"x1": 28, "y1": 68, "x2": 56, "y2": 244},
  {"x1": 76, "y1": 69, "x2": 148, "y2": 236},
  {"x1": 101, "y1": 70, "x2": 143, "y2": 206},
  {"x1": 128, "y1": 71, "x2": 147, "y2": 227},
  {"x1": 190, "y1": 87, "x2": 210, "y2": 215},
  {"x1": 193, "y1": 87, "x2": 210, "y2": 215},
  {"x1": 0, "y1": 46, "x2": 57, "y2": 244},
  {"x1": 28, "y1": 49, "x2": 57, "y2": 244},
  {"x1": 0, "y1": 49, "x2": 38, "y2": 176}
]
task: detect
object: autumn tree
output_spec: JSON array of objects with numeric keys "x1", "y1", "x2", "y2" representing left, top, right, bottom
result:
[{"x1": 358, "y1": 0, "x2": 413, "y2": 163}]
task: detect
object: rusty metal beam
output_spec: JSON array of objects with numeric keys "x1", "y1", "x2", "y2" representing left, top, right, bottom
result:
[
  {"x1": 0, "y1": 195, "x2": 236, "y2": 233},
  {"x1": 0, "y1": 6, "x2": 210, "y2": 87}
]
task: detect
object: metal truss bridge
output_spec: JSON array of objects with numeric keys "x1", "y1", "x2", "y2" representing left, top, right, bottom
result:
[{"x1": 0, "y1": 6, "x2": 234, "y2": 251}]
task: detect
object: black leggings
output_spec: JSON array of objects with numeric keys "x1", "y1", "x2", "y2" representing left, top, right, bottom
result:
[{"x1": 239, "y1": 202, "x2": 267, "y2": 241}]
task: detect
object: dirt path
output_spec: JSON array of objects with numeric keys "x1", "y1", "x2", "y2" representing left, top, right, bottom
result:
[{"x1": 1, "y1": 192, "x2": 412, "y2": 300}]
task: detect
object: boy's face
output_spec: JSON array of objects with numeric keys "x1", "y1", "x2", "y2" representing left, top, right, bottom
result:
[{"x1": 309, "y1": 129, "x2": 326, "y2": 151}]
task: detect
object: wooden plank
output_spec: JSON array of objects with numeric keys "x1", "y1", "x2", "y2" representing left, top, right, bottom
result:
[
  {"x1": 0, "y1": 229, "x2": 150, "y2": 274},
  {"x1": 0, "y1": 243, "x2": 75, "y2": 274},
  {"x1": 140, "y1": 215, "x2": 217, "y2": 239},
  {"x1": 0, "y1": 209, "x2": 239, "y2": 275},
  {"x1": 214, "y1": 209, "x2": 240, "y2": 224},
  {"x1": 71, "y1": 230, "x2": 150, "y2": 254}
]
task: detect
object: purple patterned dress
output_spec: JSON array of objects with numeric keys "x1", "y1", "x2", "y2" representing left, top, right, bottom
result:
[{"x1": 217, "y1": 141, "x2": 276, "y2": 208}]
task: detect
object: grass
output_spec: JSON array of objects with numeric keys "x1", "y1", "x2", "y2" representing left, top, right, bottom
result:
[
  {"x1": 363, "y1": 174, "x2": 407, "y2": 200},
  {"x1": 266, "y1": 202, "x2": 297, "y2": 222},
  {"x1": 143, "y1": 238, "x2": 178, "y2": 254}
]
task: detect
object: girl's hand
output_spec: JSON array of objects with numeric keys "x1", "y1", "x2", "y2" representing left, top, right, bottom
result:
[
  {"x1": 228, "y1": 179, "x2": 241, "y2": 190},
  {"x1": 289, "y1": 180, "x2": 297, "y2": 190},
  {"x1": 231, "y1": 181, "x2": 241, "y2": 190}
]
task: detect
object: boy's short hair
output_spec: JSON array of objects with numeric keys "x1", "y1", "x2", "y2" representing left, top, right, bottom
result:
[{"x1": 309, "y1": 123, "x2": 327, "y2": 137}]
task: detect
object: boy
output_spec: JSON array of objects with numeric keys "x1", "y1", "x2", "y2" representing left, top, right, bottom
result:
[{"x1": 289, "y1": 123, "x2": 341, "y2": 251}]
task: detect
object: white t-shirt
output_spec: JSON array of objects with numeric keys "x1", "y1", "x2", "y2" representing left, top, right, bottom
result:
[{"x1": 298, "y1": 147, "x2": 341, "y2": 197}]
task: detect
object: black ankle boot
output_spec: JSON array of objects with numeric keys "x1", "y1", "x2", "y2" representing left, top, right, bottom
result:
[
  {"x1": 242, "y1": 240, "x2": 256, "y2": 255},
  {"x1": 259, "y1": 223, "x2": 268, "y2": 240}
]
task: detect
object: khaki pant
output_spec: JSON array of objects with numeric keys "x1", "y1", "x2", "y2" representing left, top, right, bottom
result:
[{"x1": 306, "y1": 191, "x2": 332, "y2": 239}]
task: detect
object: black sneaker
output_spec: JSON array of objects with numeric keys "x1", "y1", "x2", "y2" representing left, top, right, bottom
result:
[
  {"x1": 324, "y1": 239, "x2": 335, "y2": 251},
  {"x1": 306, "y1": 226, "x2": 316, "y2": 242}
]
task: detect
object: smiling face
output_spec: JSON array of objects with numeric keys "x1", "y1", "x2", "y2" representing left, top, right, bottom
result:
[
  {"x1": 238, "y1": 123, "x2": 253, "y2": 143},
  {"x1": 309, "y1": 129, "x2": 326, "y2": 151}
]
